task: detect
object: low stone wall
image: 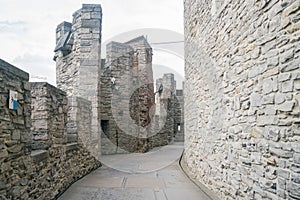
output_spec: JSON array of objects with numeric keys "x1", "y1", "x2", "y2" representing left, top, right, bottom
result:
[
  {"x1": 184, "y1": 0, "x2": 300, "y2": 199},
  {"x1": 0, "y1": 60, "x2": 100, "y2": 199}
]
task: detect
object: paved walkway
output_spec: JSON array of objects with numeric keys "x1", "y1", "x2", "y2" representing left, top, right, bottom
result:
[{"x1": 58, "y1": 143, "x2": 212, "y2": 200}]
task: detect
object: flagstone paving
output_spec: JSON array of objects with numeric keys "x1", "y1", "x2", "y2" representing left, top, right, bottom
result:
[{"x1": 58, "y1": 143, "x2": 212, "y2": 200}]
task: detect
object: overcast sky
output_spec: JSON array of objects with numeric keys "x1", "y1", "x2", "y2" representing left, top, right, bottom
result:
[{"x1": 0, "y1": 0, "x2": 184, "y2": 87}]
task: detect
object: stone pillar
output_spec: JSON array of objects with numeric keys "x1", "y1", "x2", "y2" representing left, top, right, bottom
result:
[
  {"x1": 67, "y1": 97, "x2": 92, "y2": 148},
  {"x1": 161, "y1": 73, "x2": 176, "y2": 140},
  {"x1": 54, "y1": 4, "x2": 102, "y2": 155}
]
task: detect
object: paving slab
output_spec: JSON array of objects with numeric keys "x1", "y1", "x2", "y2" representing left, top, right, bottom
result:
[
  {"x1": 78, "y1": 176, "x2": 124, "y2": 188},
  {"x1": 95, "y1": 188, "x2": 156, "y2": 200},
  {"x1": 125, "y1": 177, "x2": 165, "y2": 188}
]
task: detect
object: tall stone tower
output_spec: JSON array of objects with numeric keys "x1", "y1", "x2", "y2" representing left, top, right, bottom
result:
[
  {"x1": 126, "y1": 36, "x2": 155, "y2": 132},
  {"x1": 100, "y1": 36, "x2": 155, "y2": 154},
  {"x1": 100, "y1": 41, "x2": 136, "y2": 154},
  {"x1": 54, "y1": 4, "x2": 102, "y2": 153}
]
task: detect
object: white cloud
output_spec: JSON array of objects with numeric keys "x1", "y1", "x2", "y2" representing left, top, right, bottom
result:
[
  {"x1": 12, "y1": 53, "x2": 56, "y2": 85},
  {"x1": 0, "y1": 0, "x2": 184, "y2": 86}
]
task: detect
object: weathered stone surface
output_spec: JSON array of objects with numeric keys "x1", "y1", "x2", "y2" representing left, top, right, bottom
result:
[
  {"x1": 280, "y1": 49, "x2": 294, "y2": 64},
  {"x1": 291, "y1": 173, "x2": 300, "y2": 184},
  {"x1": 294, "y1": 153, "x2": 300, "y2": 164},
  {"x1": 281, "y1": 61, "x2": 299, "y2": 72},
  {"x1": 275, "y1": 93, "x2": 286, "y2": 104},
  {"x1": 55, "y1": 4, "x2": 102, "y2": 156},
  {"x1": 250, "y1": 93, "x2": 262, "y2": 107},
  {"x1": 31, "y1": 150, "x2": 49, "y2": 162},
  {"x1": 281, "y1": 81, "x2": 294, "y2": 92},
  {"x1": 262, "y1": 94, "x2": 274, "y2": 105},
  {"x1": 278, "y1": 169, "x2": 290, "y2": 179},
  {"x1": 0, "y1": 150, "x2": 8, "y2": 158},
  {"x1": 294, "y1": 79, "x2": 300, "y2": 90},
  {"x1": 287, "y1": 182, "x2": 300, "y2": 197},
  {"x1": 184, "y1": 0, "x2": 300, "y2": 199},
  {"x1": 263, "y1": 77, "x2": 278, "y2": 94},
  {"x1": 276, "y1": 101, "x2": 295, "y2": 112},
  {"x1": 279, "y1": 73, "x2": 291, "y2": 82}
]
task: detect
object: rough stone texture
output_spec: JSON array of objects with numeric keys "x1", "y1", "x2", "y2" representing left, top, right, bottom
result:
[
  {"x1": 149, "y1": 74, "x2": 184, "y2": 148},
  {"x1": 126, "y1": 36, "x2": 155, "y2": 131},
  {"x1": 30, "y1": 82, "x2": 100, "y2": 199},
  {"x1": 184, "y1": 0, "x2": 300, "y2": 199},
  {"x1": 67, "y1": 96, "x2": 93, "y2": 147},
  {"x1": 0, "y1": 59, "x2": 100, "y2": 199},
  {"x1": 100, "y1": 41, "x2": 139, "y2": 154},
  {"x1": 100, "y1": 37, "x2": 156, "y2": 154},
  {"x1": 31, "y1": 82, "x2": 67, "y2": 150},
  {"x1": 0, "y1": 59, "x2": 31, "y2": 199},
  {"x1": 54, "y1": 4, "x2": 102, "y2": 156}
]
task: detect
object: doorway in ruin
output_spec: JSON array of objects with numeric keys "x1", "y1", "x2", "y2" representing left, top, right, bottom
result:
[{"x1": 101, "y1": 120, "x2": 109, "y2": 137}]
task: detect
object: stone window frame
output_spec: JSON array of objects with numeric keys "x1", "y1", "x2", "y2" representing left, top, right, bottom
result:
[{"x1": 211, "y1": 0, "x2": 230, "y2": 18}]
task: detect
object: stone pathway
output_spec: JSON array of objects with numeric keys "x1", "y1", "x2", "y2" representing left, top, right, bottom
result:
[{"x1": 58, "y1": 143, "x2": 212, "y2": 200}]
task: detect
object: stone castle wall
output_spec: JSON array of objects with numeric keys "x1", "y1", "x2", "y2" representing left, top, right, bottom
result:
[
  {"x1": 0, "y1": 59, "x2": 100, "y2": 199},
  {"x1": 184, "y1": 0, "x2": 300, "y2": 199}
]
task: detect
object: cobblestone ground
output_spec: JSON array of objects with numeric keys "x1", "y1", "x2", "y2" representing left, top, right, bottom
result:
[{"x1": 58, "y1": 143, "x2": 212, "y2": 200}]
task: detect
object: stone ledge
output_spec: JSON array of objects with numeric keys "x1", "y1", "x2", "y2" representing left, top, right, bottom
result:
[
  {"x1": 66, "y1": 143, "x2": 78, "y2": 152},
  {"x1": 31, "y1": 150, "x2": 49, "y2": 162},
  {"x1": 30, "y1": 82, "x2": 67, "y2": 96},
  {"x1": 179, "y1": 152, "x2": 220, "y2": 200},
  {"x1": 0, "y1": 59, "x2": 29, "y2": 80}
]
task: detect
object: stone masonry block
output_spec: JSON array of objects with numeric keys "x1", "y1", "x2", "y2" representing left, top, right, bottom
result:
[
  {"x1": 263, "y1": 77, "x2": 278, "y2": 94},
  {"x1": 276, "y1": 101, "x2": 295, "y2": 112},
  {"x1": 281, "y1": 81, "x2": 294, "y2": 92},
  {"x1": 250, "y1": 92, "x2": 262, "y2": 107},
  {"x1": 294, "y1": 153, "x2": 300, "y2": 164}
]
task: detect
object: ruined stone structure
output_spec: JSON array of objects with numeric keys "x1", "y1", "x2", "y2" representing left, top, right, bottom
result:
[
  {"x1": 148, "y1": 73, "x2": 184, "y2": 148},
  {"x1": 53, "y1": 4, "x2": 159, "y2": 154},
  {"x1": 0, "y1": 3, "x2": 185, "y2": 199},
  {"x1": 184, "y1": 0, "x2": 300, "y2": 199},
  {"x1": 100, "y1": 36, "x2": 158, "y2": 154},
  {"x1": 99, "y1": 36, "x2": 185, "y2": 154},
  {"x1": 0, "y1": 59, "x2": 100, "y2": 199}
]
